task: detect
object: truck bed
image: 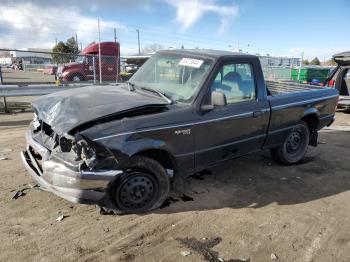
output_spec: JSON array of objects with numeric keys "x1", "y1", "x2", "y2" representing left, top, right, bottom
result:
[{"x1": 266, "y1": 80, "x2": 324, "y2": 96}]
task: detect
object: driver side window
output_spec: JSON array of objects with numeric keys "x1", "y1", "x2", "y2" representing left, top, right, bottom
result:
[{"x1": 210, "y1": 63, "x2": 256, "y2": 104}]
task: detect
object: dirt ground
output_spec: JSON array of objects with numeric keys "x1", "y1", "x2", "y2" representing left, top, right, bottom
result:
[
  {"x1": 1, "y1": 68, "x2": 55, "y2": 84},
  {"x1": 0, "y1": 111, "x2": 349, "y2": 262}
]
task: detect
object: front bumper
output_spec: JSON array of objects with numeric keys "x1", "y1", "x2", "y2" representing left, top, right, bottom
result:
[{"x1": 21, "y1": 131, "x2": 122, "y2": 204}]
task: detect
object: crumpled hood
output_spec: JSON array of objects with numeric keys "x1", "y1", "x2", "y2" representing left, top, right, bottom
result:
[{"x1": 32, "y1": 84, "x2": 168, "y2": 135}]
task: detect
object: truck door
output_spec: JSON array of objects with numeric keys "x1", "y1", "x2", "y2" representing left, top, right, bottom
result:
[
  {"x1": 101, "y1": 56, "x2": 117, "y2": 81},
  {"x1": 85, "y1": 56, "x2": 95, "y2": 81},
  {"x1": 194, "y1": 59, "x2": 270, "y2": 170}
]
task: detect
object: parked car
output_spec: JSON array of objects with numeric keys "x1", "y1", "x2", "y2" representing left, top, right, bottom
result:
[
  {"x1": 56, "y1": 42, "x2": 120, "y2": 82},
  {"x1": 22, "y1": 50, "x2": 338, "y2": 214},
  {"x1": 326, "y1": 51, "x2": 350, "y2": 110}
]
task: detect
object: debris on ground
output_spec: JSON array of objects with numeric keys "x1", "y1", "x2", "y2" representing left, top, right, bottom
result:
[
  {"x1": 271, "y1": 253, "x2": 278, "y2": 260},
  {"x1": 12, "y1": 190, "x2": 26, "y2": 200},
  {"x1": 98, "y1": 206, "x2": 118, "y2": 215},
  {"x1": 177, "y1": 237, "x2": 222, "y2": 261},
  {"x1": 28, "y1": 183, "x2": 42, "y2": 192},
  {"x1": 180, "y1": 250, "x2": 191, "y2": 257},
  {"x1": 56, "y1": 214, "x2": 67, "y2": 221}
]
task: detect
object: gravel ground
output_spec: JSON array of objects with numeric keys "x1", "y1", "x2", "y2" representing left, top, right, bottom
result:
[{"x1": 0, "y1": 111, "x2": 349, "y2": 262}]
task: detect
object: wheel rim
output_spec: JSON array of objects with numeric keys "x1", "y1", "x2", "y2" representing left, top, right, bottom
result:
[
  {"x1": 72, "y1": 75, "x2": 81, "y2": 82},
  {"x1": 117, "y1": 172, "x2": 159, "y2": 211},
  {"x1": 286, "y1": 128, "x2": 303, "y2": 154}
]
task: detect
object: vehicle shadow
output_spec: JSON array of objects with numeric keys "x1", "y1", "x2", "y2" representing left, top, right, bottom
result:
[{"x1": 155, "y1": 130, "x2": 350, "y2": 214}]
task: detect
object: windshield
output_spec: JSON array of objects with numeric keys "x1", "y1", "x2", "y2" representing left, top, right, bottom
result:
[
  {"x1": 75, "y1": 56, "x2": 85, "y2": 63},
  {"x1": 129, "y1": 53, "x2": 214, "y2": 103}
]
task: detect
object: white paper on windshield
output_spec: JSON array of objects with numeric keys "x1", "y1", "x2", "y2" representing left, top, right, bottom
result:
[{"x1": 179, "y1": 58, "x2": 204, "y2": 68}]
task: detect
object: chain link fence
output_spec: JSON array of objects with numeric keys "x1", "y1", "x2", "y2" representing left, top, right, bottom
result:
[
  {"x1": 262, "y1": 66, "x2": 293, "y2": 81},
  {"x1": 0, "y1": 49, "x2": 120, "y2": 85}
]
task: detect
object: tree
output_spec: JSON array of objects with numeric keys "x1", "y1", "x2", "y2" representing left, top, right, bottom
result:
[
  {"x1": 52, "y1": 37, "x2": 80, "y2": 64},
  {"x1": 302, "y1": 59, "x2": 310, "y2": 65},
  {"x1": 66, "y1": 37, "x2": 79, "y2": 54},
  {"x1": 324, "y1": 59, "x2": 336, "y2": 66},
  {"x1": 310, "y1": 57, "x2": 321, "y2": 65}
]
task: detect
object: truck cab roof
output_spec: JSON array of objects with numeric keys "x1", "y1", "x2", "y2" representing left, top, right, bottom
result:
[{"x1": 157, "y1": 49, "x2": 258, "y2": 60}]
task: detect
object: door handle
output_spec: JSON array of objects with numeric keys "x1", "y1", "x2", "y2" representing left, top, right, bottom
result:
[{"x1": 253, "y1": 111, "x2": 263, "y2": 118}]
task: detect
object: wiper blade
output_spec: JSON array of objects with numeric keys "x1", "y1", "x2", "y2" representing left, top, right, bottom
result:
[{"x1": 140, "y1": 87, "x2": 173, "y2": 104}]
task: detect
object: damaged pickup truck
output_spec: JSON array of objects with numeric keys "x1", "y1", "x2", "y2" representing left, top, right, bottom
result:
[{"x1": 22, "y1": 50, "x2": 339, "y2": 214}]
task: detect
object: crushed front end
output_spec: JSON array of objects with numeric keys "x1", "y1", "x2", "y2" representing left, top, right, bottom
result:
[{"x1": 21, "y1": 114, "x2": 122, "y2": 204}]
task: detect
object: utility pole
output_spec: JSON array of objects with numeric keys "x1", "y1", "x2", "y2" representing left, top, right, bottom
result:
[
  {"x1": 298, "y1": 51, "x2": 304, "y2": 81},
  {"x1": 98, "y1": 18, "x2": 102, "y2": 84},
  {"x1": 114, "y1": 28, "x2": 117, "y2": 43},
  {"x1": 136, "y1": 29, "x2": 141, "y2": 55},
  {"x1": 75, "y1": 33, "x2": 79, "y2": 51}
]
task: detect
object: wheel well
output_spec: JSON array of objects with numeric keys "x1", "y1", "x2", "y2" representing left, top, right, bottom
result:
[
  {"x1": 301, "y1": 114, "x2": 319, "y2": 132},
  {"x1": 134, "y1": 149, "x2": 177, "y2": 173}
]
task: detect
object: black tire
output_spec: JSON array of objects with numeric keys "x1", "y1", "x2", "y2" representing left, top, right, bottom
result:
[
  {"x1": 71, "y1": 74, "x2": 82, "y2": 82},
  {"x1": 111, "y1": 156, "x2": 170, "y2": 214},
  {"x1": 270, "y1": 121, "x2": 310, "y2": 165}
]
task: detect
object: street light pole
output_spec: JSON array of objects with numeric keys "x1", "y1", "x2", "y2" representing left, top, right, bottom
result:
[
  {"x1": 136, "y1": 29, "x2": 141, "y2": 55},
  {"x1": 298, "y1": 51, "x2": 304, "y2": 81},
  {"x1": 98, "y1": 18, "x2": 102, "y2": 84}
]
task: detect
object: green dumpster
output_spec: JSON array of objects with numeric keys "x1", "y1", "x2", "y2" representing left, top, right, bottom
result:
[{"x1": 291, "y1": 67, "x2": 330, "y2": 84}]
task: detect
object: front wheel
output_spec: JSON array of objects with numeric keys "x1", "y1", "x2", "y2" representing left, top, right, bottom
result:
[
  {"x1": 71, "y1": 74, "x2": 82, "y2": 82},
  {"x1": 111, "y1": 156, "x2": 170, "y2": 214},
  {"x1": 271, "y1": 121, "x2": 310, "y2": 165}
]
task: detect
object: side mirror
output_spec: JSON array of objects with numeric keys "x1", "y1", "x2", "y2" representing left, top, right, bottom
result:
[
  {"x1": 201, "y1": 91, "x2": 227, "y2": 112},
  {"x1": 211, "y1": 91, "x2": 227, "y2": 106}
]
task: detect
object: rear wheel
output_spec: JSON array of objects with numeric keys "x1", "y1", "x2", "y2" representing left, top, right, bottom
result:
[
  {"x1": 271, "y1": 121, "x2": 310, "y2": 165},
  {"x1": 112, "y1": 156, "x2": 170, "y2": 214}
]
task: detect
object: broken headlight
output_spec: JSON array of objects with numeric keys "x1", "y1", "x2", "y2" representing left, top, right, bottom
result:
[
  {"x1": 32, "y1": 113, "x2": 41, "y2": 131},
  {"x1": 72, "y1": 135, "x2": 97, "y2": 170}
]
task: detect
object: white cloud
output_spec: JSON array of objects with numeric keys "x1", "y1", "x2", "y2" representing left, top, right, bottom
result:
[
  {"x1": 166, "y1": 0, "x2": 239, "y2": 34},
  {"x1": 0, "y1": 2, "x2": 123, "y2": 49}
]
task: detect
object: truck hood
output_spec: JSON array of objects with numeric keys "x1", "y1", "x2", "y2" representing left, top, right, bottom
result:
[{"x1": 32, "y1": 85, "x2": 168, "y2": 135}]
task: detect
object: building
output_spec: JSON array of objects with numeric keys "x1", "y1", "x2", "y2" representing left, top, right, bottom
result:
[
  {"x1": 258, "y1": 55, "x2": 301, "y2": 67},
  {"x1": 10, "y1": 48, "x2": 53, "y2": 65},
  {"x1": 0, "y1": 48, "x2": 53, "y2": 66}
]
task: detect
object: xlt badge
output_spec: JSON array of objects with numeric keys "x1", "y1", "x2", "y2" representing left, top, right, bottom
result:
[{"x1": 174, "y1": 129, "x2": 191, "y2": 135}]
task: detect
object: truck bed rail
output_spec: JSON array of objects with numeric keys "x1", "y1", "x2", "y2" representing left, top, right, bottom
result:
[{"x1": 266, "y1": 80, "x2": 324, "y2": 96}]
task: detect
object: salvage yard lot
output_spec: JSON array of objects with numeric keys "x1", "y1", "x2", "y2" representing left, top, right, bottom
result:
[{"x1": 0, "y1": 112, "x2": 349, "y2": 262}]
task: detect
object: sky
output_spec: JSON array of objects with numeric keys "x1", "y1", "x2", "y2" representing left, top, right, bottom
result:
[{"x1": 0, "y1": 0, "x2": 349, "y2": 60}]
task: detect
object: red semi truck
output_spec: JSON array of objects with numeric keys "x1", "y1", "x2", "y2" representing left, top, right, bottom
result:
[{"x1": 56, "y1": 42, "x2": 120, "y2": 82}]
